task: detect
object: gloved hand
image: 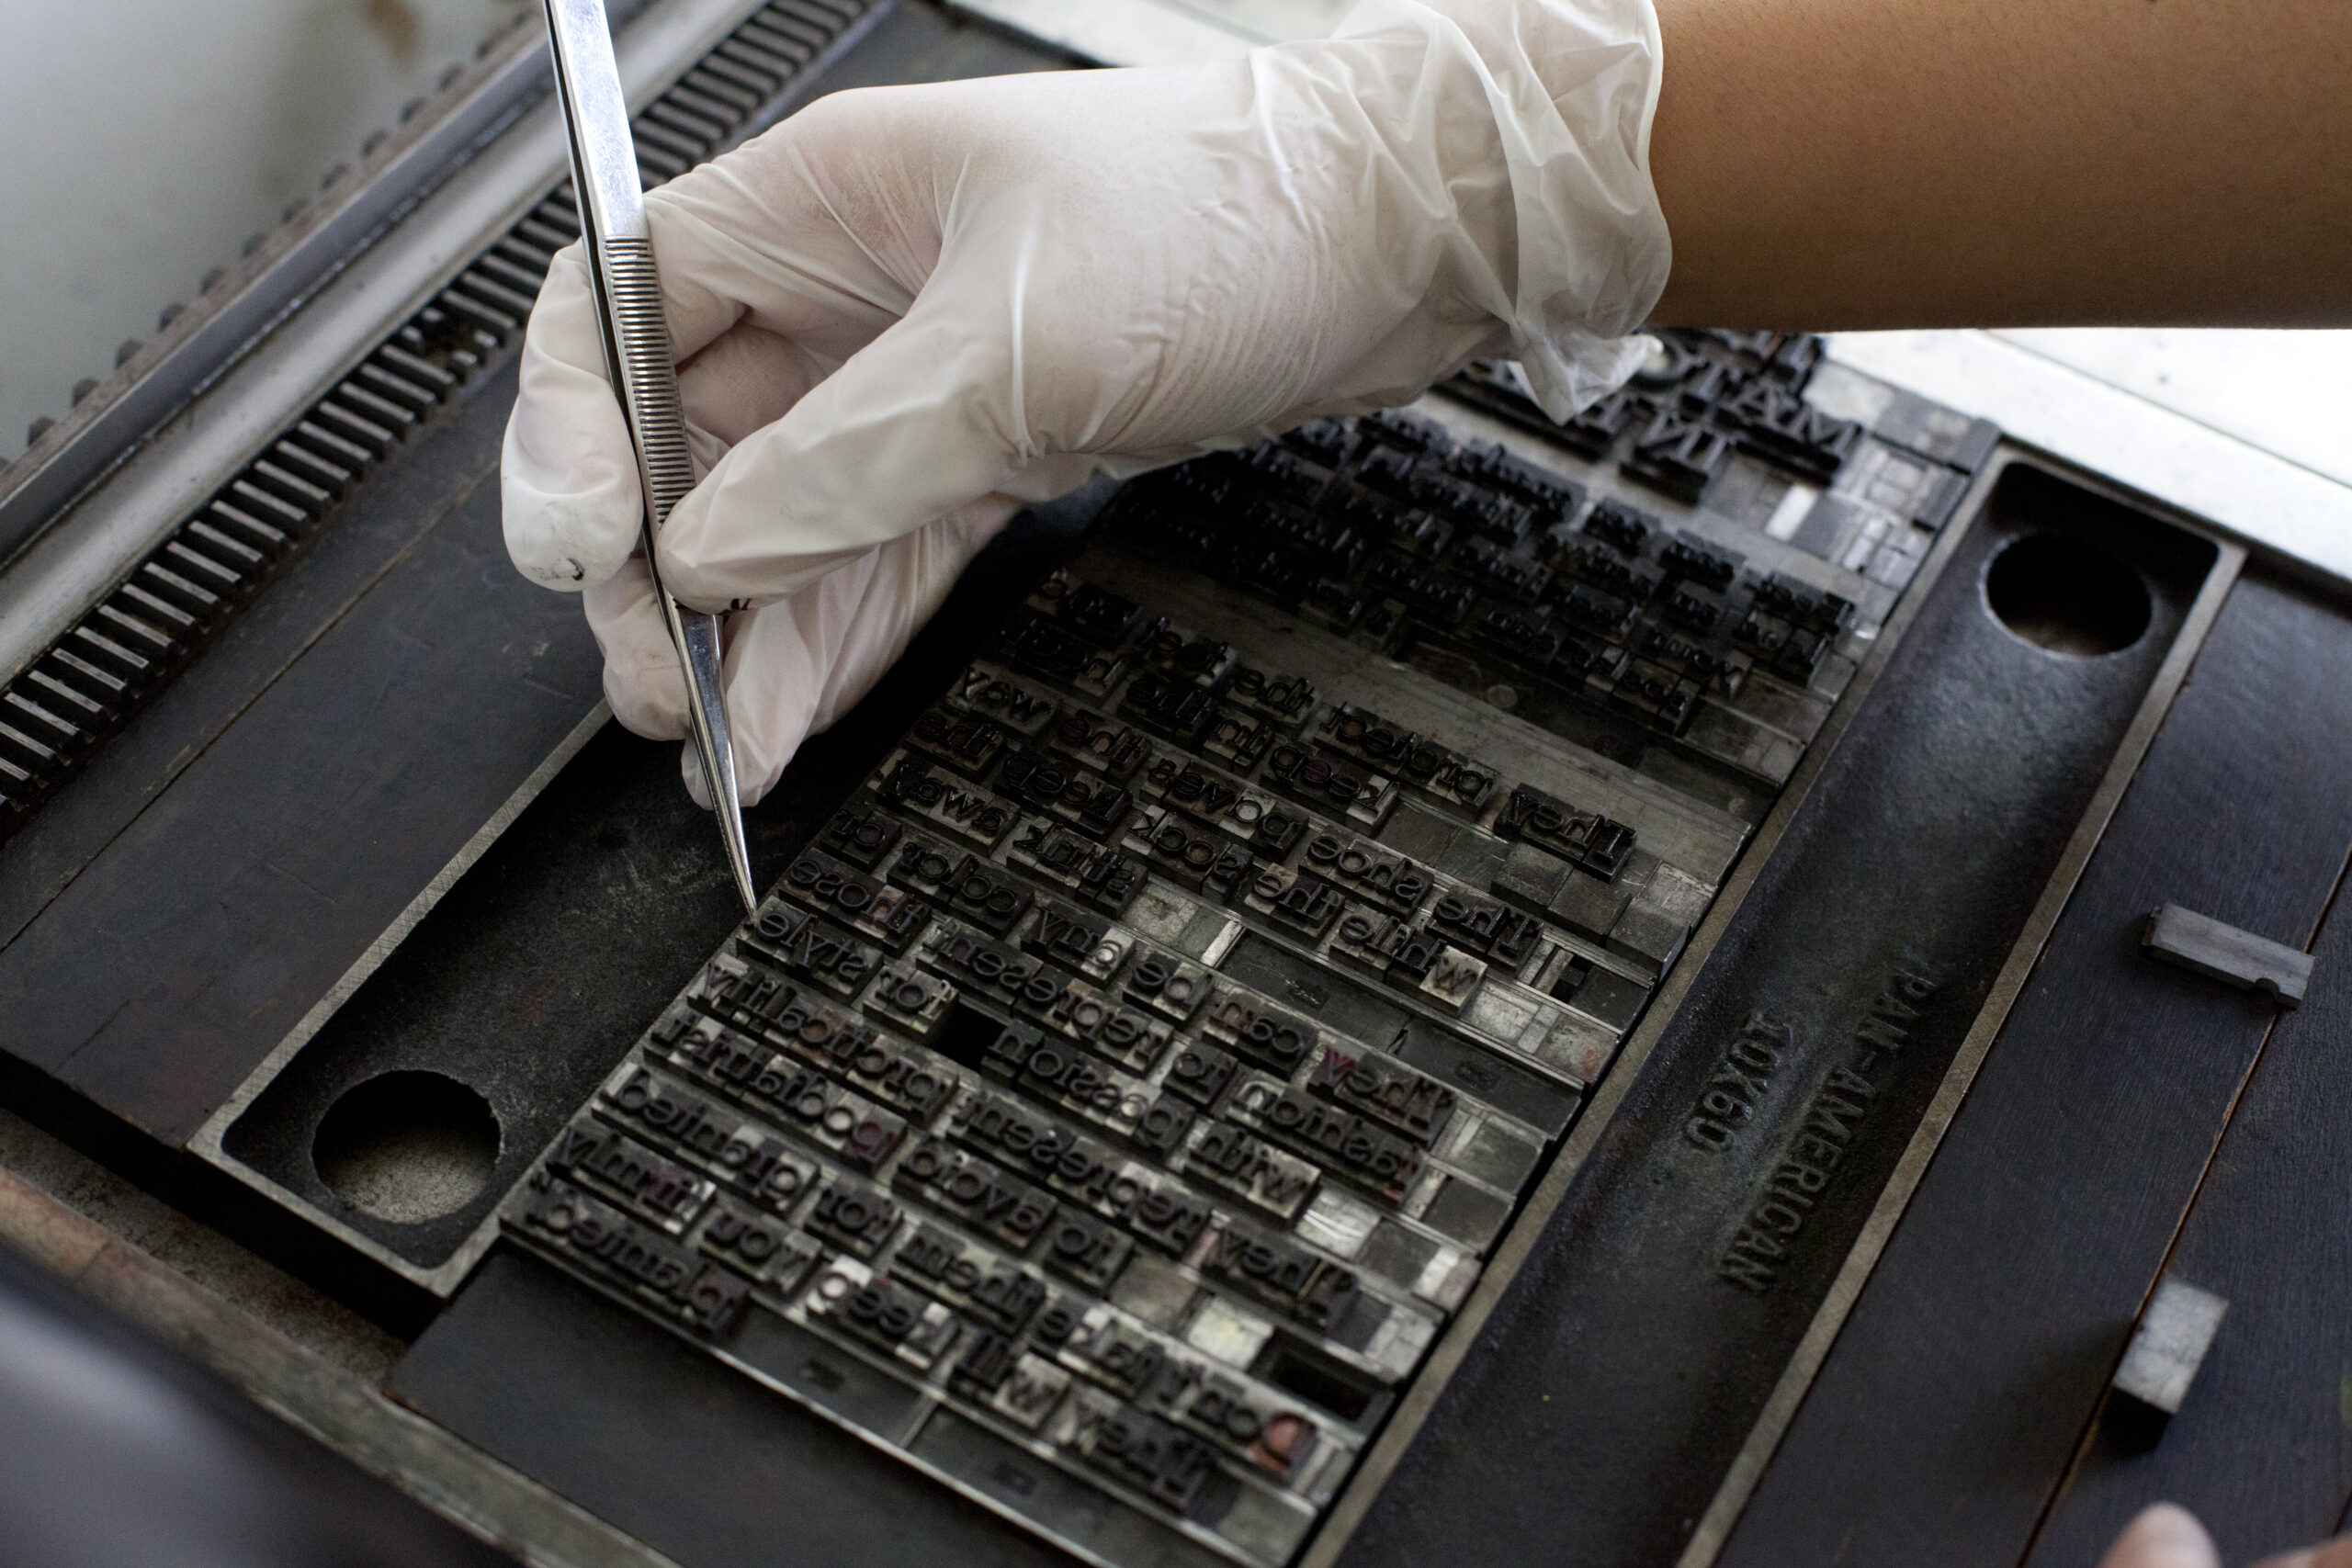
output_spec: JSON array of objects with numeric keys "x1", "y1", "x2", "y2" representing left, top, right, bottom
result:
[{"x1": 503, "y1": 0, "x2": 1673, "y2": 804}]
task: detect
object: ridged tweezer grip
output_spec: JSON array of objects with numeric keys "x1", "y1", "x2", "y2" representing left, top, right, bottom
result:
[
  {"x1": 605, "y1": 236, "x2": 756, "y2": 913},
  {"x1": 602, "y1": 237, "x2": 696, "y2": 527}
]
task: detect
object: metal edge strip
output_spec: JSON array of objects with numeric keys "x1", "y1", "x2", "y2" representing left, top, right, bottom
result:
[
  {"x1": 1670, "y1": 523, "x2": 2248, "y2": 1568},
  {"x1": 1295, "y1": 427, "x2": 2016, "y2": 1568},
  {"x1": 187, "y1": 702, "x2": 611, "y2": 1294}
]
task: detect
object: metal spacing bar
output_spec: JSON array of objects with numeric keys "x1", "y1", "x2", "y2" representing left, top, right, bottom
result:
[{"x1": 0, "y1": 0, "x2": 888, "y2": 845}]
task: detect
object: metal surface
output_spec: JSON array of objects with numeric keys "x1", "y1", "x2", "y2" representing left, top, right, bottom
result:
[
  {"x1": 188, "y1": 704, "x2": 616, "y2": 1295},
  {"x1": 544, "y1": 0, "x2": 756, "y2": 909},
  {"x1": 387, "y1": 338, "x2": 1984, "y2": 1568},
  {"x1": 0, "y1": 24, "x2": 1081, "y2": 1560},
  {"x1": 187, "y1": 499, "x2": 1090, "y2": 1295},
  {"x1": 0, "y1": 351, "x2": 607, "y2": 1146},
  {"x1": 1710, "y1": 558, "x2": 2352, "y2": 1568},
  {"x1": 6, "y1": 5, "x2": 2352, "y2": 1566},
  {"x1": 2143, "y1": 902, "x2": 2313, "y2": 1007},
  {"x1": 473, "y1": 526, "x2": 1644, "y2": 1566},
  {"x1": 0, "y1": 0, "x2": 890, "y2": 849},
  {"x1": 1329, "y1": 456, "x2": 2223, "y2": 1568},
  {"x1": 1675, "y1": 527, "x2": 2245, "y2": 1568},
  {"x1": 400, "y1": 1249, "x2": 1080, "y2": 1568},
  {"x1": 1297, "y1": 435, "x2": 1995, "y2": 1568},
  {"x1": 126, "y1": 1, "x2": 1045, "y2": 1302},
  {"x1": 128, "y1": 316, "x2": 2010, "y2": 1568},
  {"x1": 2016, "y1": 840, "x2": 2352, "y2": 1565},
  {"x1": 0, "y1": 0, "x2": 1021, "y2": 1216}
]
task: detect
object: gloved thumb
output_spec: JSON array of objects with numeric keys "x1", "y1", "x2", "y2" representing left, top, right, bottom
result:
[
  {"x1": 2099, "y1": 1505, "x2": 2221, "y2": 1568},
  {"x1": 651, "y1": 285, "x2": 1096, "y2": 613}
]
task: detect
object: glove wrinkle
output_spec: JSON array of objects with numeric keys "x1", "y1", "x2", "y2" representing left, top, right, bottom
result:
[
  {"x1": 504, "y1": 0, "x2": 1672, "y2": 798},
  {"x1": 693, "y1": 497, "x2": 1017, "y2": 807}
]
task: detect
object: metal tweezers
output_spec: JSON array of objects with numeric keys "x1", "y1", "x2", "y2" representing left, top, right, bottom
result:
[{"x1": 542, "y1": 0, "x2": 757, "y2": 912}]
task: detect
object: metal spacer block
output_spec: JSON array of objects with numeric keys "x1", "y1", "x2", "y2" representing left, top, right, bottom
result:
[
  {"x1": 2143, "y1": 904, "x2": 2312, "y2": 1008},
  {"x1": 2112, "y1": 1275, "x2": 2229, "y2": 1416}
]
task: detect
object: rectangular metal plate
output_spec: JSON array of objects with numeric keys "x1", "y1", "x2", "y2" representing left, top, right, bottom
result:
[{"x1": 396, "y1": 340, "x2": 2004, "y2": 1568}]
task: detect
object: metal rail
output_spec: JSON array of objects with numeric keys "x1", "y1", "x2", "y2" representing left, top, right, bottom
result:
[{"x1": 0, "y1": 0, "x2": 893, "y2": 842}]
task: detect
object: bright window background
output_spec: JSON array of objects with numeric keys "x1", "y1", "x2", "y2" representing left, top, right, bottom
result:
[
  {"x1": 1985, "y1": 329, "x2": 2352, "y2": 489},
  {"x1": 0, "y1": 0, "x2": 532, "y2": 459}
]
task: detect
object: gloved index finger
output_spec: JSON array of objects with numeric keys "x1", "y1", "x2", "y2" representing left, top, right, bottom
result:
[
  {"x1": 655, "y1": 288, "x2": 1067, "y2": 612},
  {"x1": 503, "y1": 105, "x2": 941, "y2": 594}
]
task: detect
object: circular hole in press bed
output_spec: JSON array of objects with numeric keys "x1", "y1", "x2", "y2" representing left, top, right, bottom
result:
[
  {"x1": 1984, "y1": 533, "x2": 2152, "y2": 656},
  {"x1": 312, "y1": 1070, "x2": 502, "y2": 1224}
]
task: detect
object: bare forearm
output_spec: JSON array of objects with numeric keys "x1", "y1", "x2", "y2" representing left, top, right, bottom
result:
[{"x1": 1645, "y1": 0, "x2": 2352, "y2": 328}]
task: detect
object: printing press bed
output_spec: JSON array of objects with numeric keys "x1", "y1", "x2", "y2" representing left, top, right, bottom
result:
[{"x1": 4, "y1": 5, "x2": 2351, "y2": 1567}]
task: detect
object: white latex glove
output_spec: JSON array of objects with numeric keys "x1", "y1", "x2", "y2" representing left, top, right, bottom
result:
[{"x1": 503, "y1": 0, "x2": 1672, "y2": 804}]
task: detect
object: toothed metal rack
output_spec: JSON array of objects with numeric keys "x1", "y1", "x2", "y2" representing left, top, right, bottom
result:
[{"x1": 0, "y1": 0, "x2": 876, "y2": 842}]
